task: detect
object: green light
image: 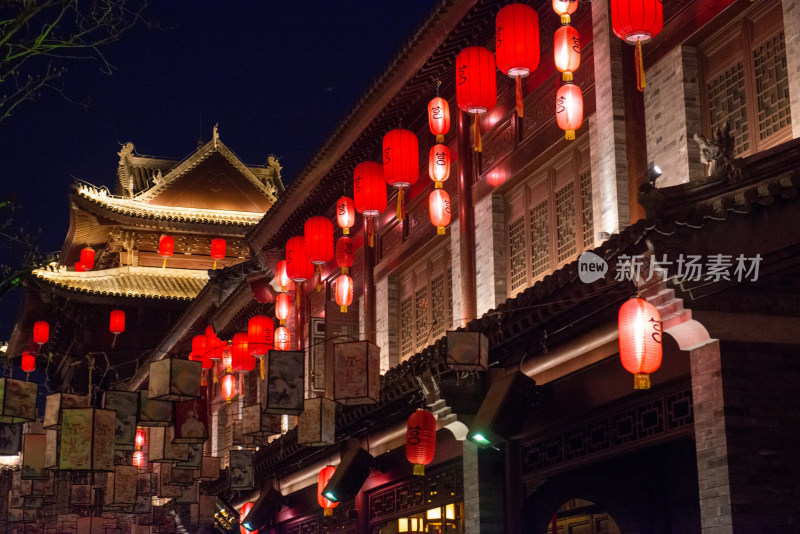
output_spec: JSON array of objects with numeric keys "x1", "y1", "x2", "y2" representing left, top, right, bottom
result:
[
  {"x1": 242, "y1": 522, "x2": 255, "y2": 531},
  {"x1": 472, "y1": 433, "x2": 491, "y2": 445},
  {"x1": 324, "y1": 491, "x2": 338, "y2": 502}
]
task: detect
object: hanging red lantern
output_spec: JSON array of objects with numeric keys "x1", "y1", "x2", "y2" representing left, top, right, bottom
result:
[
  {"x1": 618, "y1": 297, "x2": 662, "y2": 390},
  {"x1": 336, "y1": 197, "x2": 356, "y2": 235},
  {"x1": 336, "y1": 237, "x2": 354, "y2": 274},
  {"x1": 206, "y1": 326, "x2": 224, "y2": 361},
  {"x1": 221, "y1": 374, "x2": 236, "y2": 402},
  {"x1": 248, "y1": 315, "x2": 273, "y2": 356},
  {"x1": 190, "y1": 334, "x2": 208, "y2": 361},
  {"x1": 210, "y1": 238, "x2": 226, "y2": 269},
  {"x1": 286, "y1": 236, "x2": 314, "y2": 283},
  {"x1": 456, "y1": 46, "x2": 496, "y2": 152},
  {"x1": 406, "y1": 409, "x2": 437, "y2": 476},
  {"x1": 496, "y1": 3, "x2": 540, "y2": 117},
  {"x1": 428, "y1": 144, "x2": 451, "y2": 184},
  {"x1": 383, "y1": 129, "x2": 418, "y2": 222},
  {"x1": 33, "y1": 320, "x2": 49, "y2": 346},
  {"x1": 553, "y1": 0, "x2": 578, "y2": 24},
  {"x1": 274, "y1": 326, "x2": 290, "y2": 351},
  {"x1": 305, "y1": 216, "x2": 335, "y2": 265},
  {"x1": 74, "y1": 262, "x2": 86, "y2": 272},
  {"x1": 611, "y1": 0, "x2": 663, "y2": 91},
  {"x1": 133, "y1": 450, "x2": 145, "y2": 469},
  {"x1": 428, "y1": 95, "x2": 450, "y2": 144},
  {"x1": 159, "y1": 235, "x2": 174, "y2": 268},
  {"x1": 353, "y1": 161, "x2": 386, "y2": 248},
  {"x1": 556, "y1": 83, "x2": 583, "y2": 140},
  {"x1": 335, "y1": 274, "x2": 353, "y2": 313},
  {"x1": 428, "y1": 189, "x2": 452, "y2": 236},
  {"x1": 240, "y1": 502, "x2": 255, "y2": 534},
  {"x1": 135, "y1": 427, "x2": 146, "y2": 450},
  {"x1": 275, "y1": 292, "x2": 291, "y2": 324},
  {"x1": 21, "y1": 351, "x2": 35, "y2": 373},
  {"x1": 554, "y1": 25, "x2": 581, "y2": 82},
  {"x1": 276, "y1": 259, "x2": 291, "y2": 291},
  {"x1": 109, "y1": 310, "x2": 125, "y2": 335},
  {"x1": 317, "y1": 466, "x2": 339, "y2": 516},
  {"x1": 80, "y1": 247, "x2": 95, "y2": 270},
  {"x1": 231, "y1": 332, "x2": 255, "y2": 373}
]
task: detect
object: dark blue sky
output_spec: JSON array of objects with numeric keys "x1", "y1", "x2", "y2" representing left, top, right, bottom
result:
[{"x1": 0, "y1": 1, "x2": 438, "y2": 340}]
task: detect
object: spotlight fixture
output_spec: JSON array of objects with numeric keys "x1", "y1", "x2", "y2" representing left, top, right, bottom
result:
[
  {"x1": 467, "y1": 371, "x2": 539, "y2": 447},
  {"x1": 645, "y1": 162, "x2": 662, "y2": 185},
  {"x1": 240, "y1": 487, "x2": 282, "y2": 531},
  {"x1": 322, "y1": 446, "x2": 373, "y2": 503}
]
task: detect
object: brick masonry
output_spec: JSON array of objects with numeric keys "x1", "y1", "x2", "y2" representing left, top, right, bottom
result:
[
  {"x1": 450, "y1": 227, "x2": 464, "y2": 329},
  {"x1": 375, "y1": 275, "x2": 399, "y2": 374},
  {"x1": 782, "y1": 0, "x2": 800, "y2": 138},
  {"x1": 645, "y1": 46, "x2": 706, "y2": 187},
  {"x1": 473, "y1": 194, "x2": 507, "y2": 317},
  {"x1": 462, "y1": 440, "x2": 505, "y2": 534}
]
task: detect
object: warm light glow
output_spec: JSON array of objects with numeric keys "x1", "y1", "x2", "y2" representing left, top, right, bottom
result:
[
  {"x1": 426, "y1": 508, "x2": 442, "y2": 520},
  {"x1": 80, "y1": 247, "x2": 95, "y2": 270},
  {"x1": 275, "y1": 292, "x2": 291, "y2": 323},
  {"x1": 553, "y1": 0, "x2": 578, "y2": 23},
  {"x1": 428, "y1": 189, "x2": 452, "y2": 235},
  {"x1": 335, "y1": 274, "x2": 353, "y2": 313},
  {"x1": 455, "y1": 46, "x2": 497, "y2": 114},
  {"x1": 554, "y1": 25, "x2": 581, "y2": 81},
  {"x1": 158, "y1": 235, "x2": 174, "y2": 257},
  {"x1": 304, "y1": 216, "x2": 335, "y2": 265},
  {"x1": 286, "y1": 236, "x2": 314, "y2": 282},
  {"x1": 336, "y1": 237, "x2": 354, "y2": 270},
  {"x1": 446, "y1": 504, "x2": 455, "y2": 520},
  {"x1": 74, "y1": 262, "x2": 86, "y2": 272},
  {"x1": 611, "y1": 0, "x2": 663, "y2": 43},
  {"x1": 336, "y1": 196, "x2": 356, "y2": 234},
  {"x1": 248, "y1": 315, "x2": 274, "y2": 356},
  {"x1": 133, "y1": 450, "x2": 145, "y2": 468},
  {"x1": 276, "y1": 260, "x2": 291, "y2": 291},
  {"x1": 383, "y1": 129, "x2": 419, "y2": 189},
  {"x1": 428, "y1": 96, "x2": 450, "y2": 141},
  {"x1": 21, "y1": 351, "x2": 35, "y2": 373},
  {"x1": 135, "y1": 428, "x2": 146, "y2": 449},
  {"x1": 222, "y1": 374, "x2": 236, "y2": 402},
  {"x1": 428, "y1": 144, "x2": 451, "y2": 183},
  {"x1": 274, "y1": 326, "x2": 290, "y2": 351},
  {"x1": 33, "y1": 320, "x2": 49, "y2": 345},
  {"x1": 398, "y1": 518, "x2": 409, "y2": 533},
  {"x1": 210, "y1": 238, "x2": 227, "y2": 260},
  {"x1": 353, "y1": 161, "x2": 387, "y2": 216},
  {"x1": 495, "y1": 3, "x2": 540, "y2": 78},
  {"x1": 406, "y1": 409, "x2": 437, "y2": 476},
  {"x1": 618, "y1": 297, "x2": 663, "y2": 389},
  {"x1": 231, "y1": 332, "x2": 255, "y2": 373},
  {"x1": 556, "y1": 83, "x2": 583, "y2": 140},
  {"x1": 109, "y1": 309, "x2": 125, "y2": 334}
]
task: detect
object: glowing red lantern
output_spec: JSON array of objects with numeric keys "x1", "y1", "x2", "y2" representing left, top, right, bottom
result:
[
  {"x1": 496, "y1": 3, "x2": 540, "y2": 117},
  {"x1": 286, "y1": 236, "x2": 314, "y2": 282},
  {"x1": 21, "y1": 351, "x2": 35, "y2": 373},
  {"x1": 274, "y1": 326, "x2": 290, "y2": 351},
  {"x1": 556, "y1": 83, "x2": 583, "y2": 140},
  {"x1": 554, "y1": 25, "x2": 581, "y2": 82},
  {"x1": 33, "y1": 321, "x2": 49, "y2": 346},
  {"x1": 553, "y1": 0, "x2": 578, "y2": 24},
  {"x1": 305, "y1": 216, "x2": 335, "y2": 268},
  {"x1": 429, "y1": 189, "x2": 452, "y2": 235},
  {"x1": 353, "y1": 161, "x2": 386, "y2": 247},
  {"x1": 80, "y1": 247, "x2": 95, "y2": 270},
  {"x1": 618, "y1": 297, "x2": 662, "y2": 390},
  {"x1": 611, "y1": 0, "x2": 663, "y2": 91},
  {"x1": 383, "y1": 129, "x2": 418, "y2": 222},
  {"x1": 317, "y1": 466, "x2": 339, "y2": 516},
  {"x1": 428, "y1": 144, "x2": 451, "y2": 184},
  {"x1": 135, "y1": 428, "x2": 146, "y2": 450},
  {"x1": 336, "y1": 197, "x2": 356, "y2": 235},
  {"x1": 159, "y1": 235, "x2": 174, "y2": 268},
  {"x1": 191, "y1": 334, "x2": 208, "y2": 361},
  {"x1": 456, "y1": 46, "x2": 496, "y2": 151},
  {"x1": 206, "y1": 326, "x2": 224, "y2": 361},
  {"x1": 210, "y1": 238, "x2": 226, "y2": 269},
  {"x1": 109, "y1": 310, "x2": 125, "y2": 335},
  {"x1": 335, "y1": 274, "x2": 353, "y2": 313},
  {"x1": 275, "y1": 292, "x2": 291, "y2": 324},
  {"x1": 428, "y1": 96, "x2": 450, "y2": 143},
  {"x1": 276, "y1": 260, "x2": 291, "y2": 291},
  {"x1": 406, "y1": 409, "x2": 437, "y2": 476},
  {"x1": 221, "y1": 374, "x2": 236, "y2": 402},
  {"x1": 133, "y1": 450, "x2": 145, "y2": 469},
  {"x1": 231, "y1": 332, "x2": 255, "y2": 373},
  {"x1": 240, "y1": 502, "x2": 255, "y2": 534},
  {"x1": 336, "y1": 237, "x2": 354, "y2": 273},
  {"x1": 74, "y1": 262, "x2": 86, "y2": 272},
  {"x1": 248, "y1": 315, "x2": 273, "y2": 356}
]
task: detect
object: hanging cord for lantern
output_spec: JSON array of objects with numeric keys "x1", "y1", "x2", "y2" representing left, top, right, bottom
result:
[
  {"x1": 396, "y1": 187, "x2": 405, "y2": 221},
  {"x1": 635, "y1": 39, "x2": 646, "y2": 92},
  {"x1": 515, "y1": 76, "x2": 524, "y2": 118},
  {"x1": 473, "y1": 115, "x2": 482, "y2": 152}
]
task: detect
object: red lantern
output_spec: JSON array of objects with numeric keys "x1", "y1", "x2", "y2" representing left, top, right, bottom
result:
[
  {"x1": 556, "y1": 83, "x2": 583, "y2": 140},
  {"x1": 231, "y1": 332, "x2": 255, "y2": 373},
  {"x1": 210, "y1": 238, "x2": 226, "y2": 269},
  {"x1": 21, "y1": 351, "x2": 35, "y2": 373},
  {"x1": 456, "y1": 46, "x2": 497, "y2": 114},
  {"x1": 317, "y1": 466, "x2": 339, "y2": 516},
  {"x1": 336, "y1": 237, "x2": 354, "y2": 273},
  {"x1": 221, "y1": 374, "x2": 236, "y2": 402},
  {"x1": 135, "y1": 428, "x2": 146, "y2": 450},
  {"x1": 206, "y1": 326, "x2": 224, "y2": 361},
  {"x1": 74, "y1": 262, "x2": 86, "y2": 272},
  {"x1": 406, "y1": 409, "x2": 437, "y2": 476},
  {"x1": 274, "y1": 326, "x2": 290, "y2": 351},
  {"x1": 618, "y1": 297, "x2": 662, "y2": 390},
  {"x1": 190, "y1": 335, "x2": 208, "y2": 361},
  {"x1": 496, "y1": 4, "x2": 540, "y2": 77},
  {"x1": 428, "y1": 144, "x2": 451, "y2": 184},
  {"x1": 428, "y1": 96, "x2": 450, "y2": 144},
  {"x1": 611, "y1": 0, "x2": 663, "y2": 91},
  {"x1": 80, "y1": 247, "x2": 95, "y2": 270},
  {"x1": 248, "y1": 315, "x2": 274, "y2": 356},
  {"x1": 286, "y1": 236, "x2": 314, "y2": 283},
  {"x1": 276, "y1": 260, "x2": 291, "y2": 291},
  {"x1": 275, "y1": 292, "x2": 291, "y2": 324},
  {"x1": 33, "y1": 320, "x2": 49, "y2": 346},
  {"x1": 159, "y1": 235, "x2": 174, "y2": 268},
  {"x1": 383, "y1": 129, "x2": 418, "y2": 222},
  {"x1": 335, "y1": 274, "x2": 353, "y2": 313},
  {"x1": 336, "y1": 197, "x2": 356, "y2": 235},
  {"x1": 429, "y1": 189, "x2": 452, "y2": 235},
  {"x1": 304, "y1": 216, "x2": 335, "y2": 267},
  {"x1": 554, "y1": 25, "x2": 581, "y2": 82},
  {"x1": 240, "y1": 502, "x2": 255, "y2": 534},
  {"x1": 133, "y1": 450, "x2": 145, "y2": 469},
  {"x1": 109, "y1": 310, "x2": 125, "y2": 335},
  {"x1": 353, "y1": 161, "x2": 386, "y2": 247},
  {"x1": 553, "y1": 0, "x2": 578, "y2": 24}
]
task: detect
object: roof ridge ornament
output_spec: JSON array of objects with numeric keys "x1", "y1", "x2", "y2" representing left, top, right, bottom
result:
[{"x1": 693, "y1": 122, "x2": 749, "y2": 184}]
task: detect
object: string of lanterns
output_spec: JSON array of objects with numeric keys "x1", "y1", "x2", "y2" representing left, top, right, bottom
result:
[{"x1": 552, "y1": 0, "x2": 583, "y2": 140}]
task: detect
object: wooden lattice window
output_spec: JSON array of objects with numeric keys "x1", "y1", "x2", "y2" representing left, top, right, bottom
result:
[
  {"x1": 555, "y1": 183, "x2": 576, "y2": 263},
  {"x1": 754, "y1": 32, "x2": 791, "y2": 140},
  {"x1": 415, "y1": 287, "x2": 428, "y2": 349},
  {"x1": 400, "y1": 297, "x2": 414, "y2": 360},
  {"x1": 508, "y1": 216, "x2": 527, "y2": 292},
  {"x1": 580, "y1": 170, "x2": 594, "y2": 249},
  {"x1": 707, "y1": 62, "x2": 749, "y2": 155},
  {"x1": 530, "y1": 201, "x2": 550, "y2": 278},
  {"x1": 431, "y1": 273, "x2": 447, "y2": 339}
]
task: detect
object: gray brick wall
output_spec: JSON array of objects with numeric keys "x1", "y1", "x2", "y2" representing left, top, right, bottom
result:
[
  {"x1": 783, "y1": 0, "x2": 800, "y2": 138},
  {"x1": 462, "y1": 440, "x2": 505, "y2": 534},
  {"x1": 450, "y1": 228, "x2": 464, "y2": 329},
  {"x1": 375, "y1": 275, "x2": 399, "y2": 373},
  {"x1": 474, "y1": 195, "x2": 507, "y2": 317}
]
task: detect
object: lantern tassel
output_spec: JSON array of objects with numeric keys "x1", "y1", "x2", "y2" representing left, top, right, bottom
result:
[
  {"x1": 316, "y1": 265, "x2": 323, "y2": 292},
  {"x1": 413, "y1": 464, "x2": 425, "y2": 476},
  {"x1": 340, "y1": 305, "x2": 348, "y2": 313},
  {"x1": 25, "y1": 371, "x2": 30, "y2": 382},
  {"x1": 161, "y1": 257, "x2": 167, "y2": 269},
  {"x1": 473, "y1": 114, "x2": 482, "y2": 152},
  {"x1": 436, "y1": 133, "x2": 444, "y2": 144},
  {"x1": 260, "y1": 358, "x2": 265, "y2": 380},
  {"x1": 515, "y1": 76, "x2": 524, "y2": 118},
  {"x1": 201, "y1": 370, "x2": 206, "y2": 387},
  {"x1": 635, "y1": 39, "x2": 646, "y2": 92},
  {"x1": 367, "y1": 216, "x2": 374, "y2": 248},
  {"x1": 111, "y1": 333, "x2": 118, "y2": 349},
  {"x1": 213, "y1": 367, "x2": 218, "y2": 384},
  {"x1": 324, "y1": 509, "x2": 333, "y2": 517},
  {"x1": 397, "y1": 187, "x2": 405, "y2": 221},
  {"x1": 634, "y1": 373, "x2": 651, "y2": 389},
  {"x1": 213, "y1": 259, "x2": 217, "y2": 269}
]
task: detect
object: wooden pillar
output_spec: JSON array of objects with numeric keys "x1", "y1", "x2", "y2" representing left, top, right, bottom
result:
[
  {"x1": 295, "y1": 284, "x2": 305, "y2": 351},
  {"x1": 363, "y1": 231, "x2": 377, "y2": 344},
  {"x1": 457, "y1": 109, "x2": 477, "y2": 325}
]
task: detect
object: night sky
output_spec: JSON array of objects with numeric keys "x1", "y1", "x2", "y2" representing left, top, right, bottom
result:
[{"x1": 0, "y1": 1, "x2": 439, "y2": 341}]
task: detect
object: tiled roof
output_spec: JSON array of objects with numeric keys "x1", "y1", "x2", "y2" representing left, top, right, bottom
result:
[{"x1": 31, "y1": 266, "x2": 209, "y2": 300}]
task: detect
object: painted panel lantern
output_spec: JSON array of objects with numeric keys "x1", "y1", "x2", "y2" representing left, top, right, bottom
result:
[
  {"x1": 446, "y1": 331, "x2": 489, "y2": 371},
  {"x1": 137, "y1": 390, "x2": 172, "y2": 427},
  {"x1": 190, "y1": 494, "x2": 216, "y2": 526},
  {"x1": 59, "y1": 408, "x2": 116, "y2": 471},
  {"x1": 21, "y1": 433, "x2": 48, "y2": 480},
  {"x1": 298, "y1": 397, "x2": 336, "y2": 446},
  {"x1": 44, "y1": 393, "x2": 90, "y2": 429},
  {"x1": 148, "y1": 358, "x2": 201, "y2": 401},
  {"x1": 333, "y1": 341, "x2": 380, "y2": 405},
  {"x1": 242, "y1": 404, "x2": 282, "y2": 438},
  {"x1": 175, "y1": 442, "x2": 204, "y2": 470},
  {"x1": 173, "y1": 392, "x2": 208, "y2": 443},
  {"x1": 228, "y1": 449, "x2": 254, "y2": 491},
  {"x1": 264, "y1": 350, "x2": 305, "y2": 415},
  {"x1": 0, "y1": 422, "x2": 22, "y2": 454},
  {"x1": 147, "y1": 426, "x2": 189, "y2": 463},
  {"x1": 0, "y1": 378, "x2": 38, "y2": 423},
  {"x1": 156, "y1": 463, "x2": 183, "y2": 499},
  {"x1": 76, "y1": 516, "x2": 103, "y2": 534},
  {"x1": 102, "y1": 390, "x2": 139, "y2": 450},
  {"x1": 196, "y1": 455, "x2": 221, "y2": 481},
  {"x1": 105, "y1": 465, "x2": 138, "y2": 506}
]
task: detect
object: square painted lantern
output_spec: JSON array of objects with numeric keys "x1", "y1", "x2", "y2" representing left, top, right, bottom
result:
[
  {"x1": 44, "y1": 393, "x2": 90, "y2": 429},
  {"x1": 136, "y1": 473, "x2": 153, "y2": 495},
  {"x1": 0, "y1": 422, "x2": 22, "y2": 455},
  {"x1": 137, "y1": 391, "x2": 172, "y2": 427},
  {"x1": 156, "y1": 464, "x2": 183, "y2": 499},
  {"x1": 105, "y1": 465, "x2": 138, "y2": 506},
  {"x1": 177, "y1": 481, "x2": 199, "y2": 504},
  {"x1": 148, "y1": 358, "x2": 201, "y2": 401},
  {"x1": 195, "y1": 456, "x2": 221, "y2": 481},
  {"x1": 0, "y1": 378, "x2": 38, "y2": 423},
  {"x1": 102, "y1": 390, "x2": 139, "y2": 450},
  {"x1": 147, "y1": 426, "x2": 188, "y2": 463},
  {"x1": 44, "y1": 429, "x2": 59, "y2": 469},
  {"x1": 59, "y1": 408, "x2": 116, "y2": 471},
  {"x1": 446, "y1": 331, "x2": 489, "y2": 371},
  {"x1": 242, "y1": 404, "x2": 282, "y2": 437},
  {"x1": 233, "y1": 419, "x2": 258, "y2": 448},
  {"x1": 297, "y1": 397, "x2": 336, "y2": 446},
  {"x1": 190, "y1": 494, "x2": 216, "y2": 526},
  {"x1": 264, "y1": 350, "x2": 305, "y2": 415},
  {"x1": 175, "y1": 442, "x2": 203, "y2": 470},
  {"x1": 333, "y1": 340, "x2": 380, "y2": 405},
  {"x1": 134, "y1": 493, "x2": 152, "y2": 514},
  {"x1": 162, "y1": 462, "x2": 194, "y2": 486},
  {"x1": 21, "y1": 433, "x2": 48, "y2": 480},
  {"x1": 172, "y1": 394, "x2": 208, "y2": 443},
  {"x1": 228, "y1": 449, "x2": 254, "y2": 491},
  {"x1": 77, "y1": 516, "x2": 103, "y2": 534}
]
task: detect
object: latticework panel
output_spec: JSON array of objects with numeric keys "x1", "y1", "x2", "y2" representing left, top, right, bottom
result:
[
  {"x1": 415, "y1": 286, "x2": 428, "y2": 350},
  {"x1": 400, "y1": 297, "x2": 414, "y2": 360},
  {"x1": 707, "y1": 62, "x2": 749, "y2": 154},
  {"x1": 555, "y1": 183, "x2": 576, "y2": 263},
  {"x1": 580, "y1": 171, "x2": 594, "y2": 249},
  {"x1": 530, "y1": 201, "x2": 550, "y2": 278},
  {"x1": 508, "y1": 216, "x2": 527, "y2": 292},
  {"x1": 754, "y1": 32, "x2": 791, "y2": 141},
  {"x1": 430, "y1": 273, "x2": 446, "y2": 340}
]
